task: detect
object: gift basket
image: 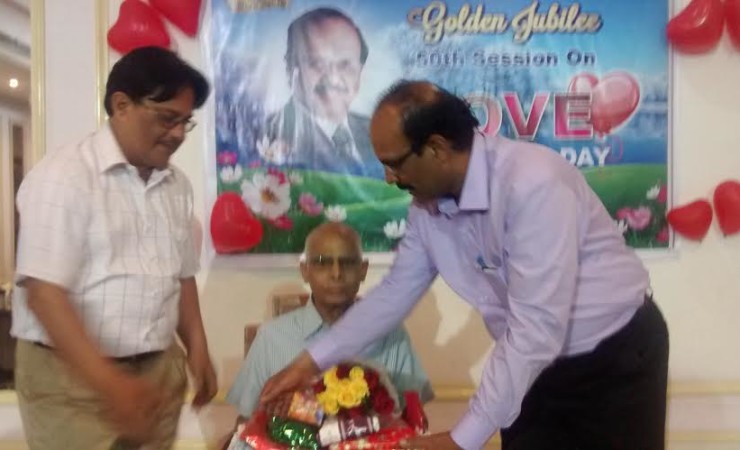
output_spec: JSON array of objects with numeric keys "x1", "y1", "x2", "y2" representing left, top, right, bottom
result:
[{"x1": 228, "y1": 361, "x2": 428, "y2": 449}]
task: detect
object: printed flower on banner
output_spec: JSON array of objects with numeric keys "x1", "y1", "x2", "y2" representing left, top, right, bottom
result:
[
  {"x1": 219, "y1": 165, "x2": 242, "y2": 183},
  {"x1": 240, "y1": 172, "x2": 291, "y2": 220},
  {"x1": 617, "y1": 206, "x2": 652, "y2": 231},
  {"x1": 646, "y1": 184, "x2": 660, "y2": 200},
  {"x1": 269, "y1": 215, "x2": 293, "y2": 230},
  {"x1": 383, "y1": 219, "x2": 406, "y2": 239},
  {"x1": 298, "y1": 193, "x2": 323, "y2": 216},
  {"x1": 656, "y1": 226, "x2": 669, "y2": 243},
  {"x1": 256, "y1": 135, "x2": 288, "y2": 165},
  {"x1": 288, "y1": 172, "x2": 303, "y2": 185},
  {"x1": 615, "y1": 219, "x2": 629, "y2": 235},
  {"x1": 217, "y1": 150, "x2": 237, "y2": 166},
  {"x1": 324, "y1": 205, "x2": 347, "y2": 222}
]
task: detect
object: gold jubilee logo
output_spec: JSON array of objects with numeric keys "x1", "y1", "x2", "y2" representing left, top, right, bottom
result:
[{"x1": 407, "y1": 1, "x2": 603, "y2": 45}]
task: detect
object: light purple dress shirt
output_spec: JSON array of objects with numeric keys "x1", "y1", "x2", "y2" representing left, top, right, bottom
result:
[{"x1": 308, "y1": 133, "x2": 650, "y2": 450}]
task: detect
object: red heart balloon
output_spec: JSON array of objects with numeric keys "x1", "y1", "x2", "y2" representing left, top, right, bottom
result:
[
  {"x1": 666, "y1": 0, "x2": 724, "y2": 54},
  {"x1": 150, "y1": 0, "x2": 202, "y2": 37},
  {"x1": 666, "y1": 199, "x2": 713, "y2": 241},
  {"x1": 713, "y1": 180, "x2": 740, "y2": 236},
  {"x1": 568, "y1": 72, "x2": 640, "y2": 136},
  {"x1": 107, "y1": 0, "x2": 171, "y2": 54},
  {"x1": 726, "y1": 0, "x2": 740, "y2": 51},
  {"x1": 210, "y1": 192, "x2": 264, "y2": 254}
]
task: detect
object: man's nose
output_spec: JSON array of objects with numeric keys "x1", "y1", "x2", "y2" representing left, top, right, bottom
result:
[
  {"x1": 168, "y1": 122, "x2": 186, "y2": 141},
  {"x1": 384, "y1": 167, "x2": 397, "y2": 184},
  {"x1": 330, "y1": 261, "x2": 342, "y2": 279}
]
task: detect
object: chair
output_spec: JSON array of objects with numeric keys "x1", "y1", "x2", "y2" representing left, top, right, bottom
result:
[{"x1": 243, "y1": 292, "x2": 309, "y2": 357}]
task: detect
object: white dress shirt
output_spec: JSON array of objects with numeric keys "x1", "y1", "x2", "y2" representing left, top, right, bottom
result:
[{"x1": 11, "y1": 123, "x2": 199, "y2": 357}]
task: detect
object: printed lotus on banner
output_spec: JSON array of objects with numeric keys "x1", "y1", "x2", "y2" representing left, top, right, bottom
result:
[{"x1": 208, "y1": 0, "x2": 671, "y2": 253}]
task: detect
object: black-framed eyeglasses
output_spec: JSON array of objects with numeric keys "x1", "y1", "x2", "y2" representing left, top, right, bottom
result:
[
  {"x1": 381, "y1": 147, "x2": 419, "y2": 174},
  {"x1": 306, "y1": 255, "x2": 363, "y2": 270},
  {"x1": 142, "y1": 103, "x2": 197, "y2": 132}
]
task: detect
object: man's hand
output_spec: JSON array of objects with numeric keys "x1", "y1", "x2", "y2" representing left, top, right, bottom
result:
[
  {"x1": 103, "y1": 374, "x2": 164, "y2": 444},
  {"x1": 258, "y1": 351, "x2": 320, "y2": 406},
  {"x1": 187, "y1": 345, "x2": 218, "y2": 409},
  {"x1": 400, "y1": 432, "x2": 463, "y2": 450}
]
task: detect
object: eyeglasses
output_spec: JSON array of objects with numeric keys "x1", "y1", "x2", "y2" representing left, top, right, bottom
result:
[
  {"x1": 381, "y1": 146, "x2": 422, "y2": 174},
  {"x1": 306, "y1": 255, "x2": 363, "y2": 270},
  {"x1": 142, "y1": 103, "x2": 197, "y2": 132}
]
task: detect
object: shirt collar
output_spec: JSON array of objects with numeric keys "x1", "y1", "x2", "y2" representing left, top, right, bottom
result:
[
  {"x1": 96, "y1": 122, "x2": 128, "y2": 174},
  {"x1": 300, "y1": 297, "x2": 328, "y2": 340},
  {"x1": 96, "y1": 122, "x2": 174, "y2": 184},
  {"x1": 437, "y1": 132, "x2": 490, "y2": 216}
]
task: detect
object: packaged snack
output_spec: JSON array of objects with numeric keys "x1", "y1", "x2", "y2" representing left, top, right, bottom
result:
[
  {"x1": 317, "y1": 415, "x2": 380, "y2": 446},
  {"x1": 267, "y1": 416, "x2": 320, "y2": 450},
  {"x1": 287, "y1": 390, "x2": 324, "y2": 426}
]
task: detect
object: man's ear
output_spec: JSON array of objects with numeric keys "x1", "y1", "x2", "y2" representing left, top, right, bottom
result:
[
  {"x1": 426, "y1": 134, "x2": 453, "y2": 162},
  {"x1": 300, "y1": 261, "x2": 310, "y2": 282},
  {"x1": 110, "y1": 92, "x2": 133, "y2": 117},
  {"x1": 359, "y1": 259, "x2": 369, "y2": 282}
]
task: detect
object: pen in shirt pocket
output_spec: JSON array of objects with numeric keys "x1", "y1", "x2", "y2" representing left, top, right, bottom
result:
[{"x1": 476, "y1": 255, "x2": 500, "y2": 272}]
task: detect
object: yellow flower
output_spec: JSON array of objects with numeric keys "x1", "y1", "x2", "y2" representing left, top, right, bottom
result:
[
  {"x1": 349, "y1": 366, "x2": 365, "y2": 381},
  {"x1": 349, "y1": 379, "x2": 369, "y2": 401},
  {"x1": 337, "y1": 388, "x2": 362, "y2": 408},
  {"x1": 317, "y1": 391, "x2": 339, "y2": 415},
  {"x1": 323, "y1": 367, "x2": 340, "y2": 388}
]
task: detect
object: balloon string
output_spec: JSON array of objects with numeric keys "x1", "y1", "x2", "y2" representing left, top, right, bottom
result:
[{"x1": 606, "y1": 134, "x2": 624, "y2": 164}]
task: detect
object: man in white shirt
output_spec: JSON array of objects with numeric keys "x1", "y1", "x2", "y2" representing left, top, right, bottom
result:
[{"x1": 12, "y1": 46, "x2": 217, "y2": 449}]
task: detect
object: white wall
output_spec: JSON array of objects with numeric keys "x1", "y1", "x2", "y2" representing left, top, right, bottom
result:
[{"x1": 45, "y1": 0, "x2": 740, "y2": 396}]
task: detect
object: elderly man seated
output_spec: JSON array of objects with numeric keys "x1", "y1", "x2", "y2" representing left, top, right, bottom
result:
[{"x1": 226, "y1": 222, "x2": 434, "y2": 428}]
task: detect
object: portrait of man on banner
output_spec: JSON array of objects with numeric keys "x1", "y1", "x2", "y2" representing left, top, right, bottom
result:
[{"x1": 265, "y1": 7, "x2": 384, "y2": 179}]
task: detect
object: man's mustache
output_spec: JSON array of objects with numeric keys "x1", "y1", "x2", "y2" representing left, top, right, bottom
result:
[{"x1": 314, "y1": 83, "x2": 349, "y2": 96}]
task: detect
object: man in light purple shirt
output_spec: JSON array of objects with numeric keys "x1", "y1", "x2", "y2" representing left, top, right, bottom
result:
[{"x1": 259, "y1": 80, "x2": 669, "y2": 450}]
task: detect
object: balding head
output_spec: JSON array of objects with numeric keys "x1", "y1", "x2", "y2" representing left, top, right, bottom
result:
[
  {"x1": 372, "y1": 79, "x2": 480, "y2": 154},
  {"x1": 301, "y1": 222, "x2": 368, "y2": 310},
  {"x1": 304, "y1": 222, "x2": 362, "y2": 259}
]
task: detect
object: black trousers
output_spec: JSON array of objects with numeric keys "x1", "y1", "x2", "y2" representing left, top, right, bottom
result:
[{"x1": 501, "y1": 298, "x2": 669, "y2": 450}]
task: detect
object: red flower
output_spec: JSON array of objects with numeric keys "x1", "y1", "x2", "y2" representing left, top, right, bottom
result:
[
  {"x1": 266, "y1": 167, "x2": 288, "y2": 185},
  {"x1": 312, "y1": 379, "x2": 326, "y2": 395},
  {"x1": 657, "y1": 185, "x2": 667, "y2": 204},
  {"x1": 364, "y1": 369, "x2": 379, "y2": 390},
  {"x1": 336, "y1": 364, "x2": 352, "y2": 379},
  {"x1": 343, "y1": 406, "x2": 365, "y2": 419},
  {"x1": 269, "y1": 215, "x2": 293, "y2": 230},
  {"x1": 371, "y1": 386, "x2": 395, "y2": 415},
  {"x1": 656, "y1": 226, "x2": 669, "y2": 243}
]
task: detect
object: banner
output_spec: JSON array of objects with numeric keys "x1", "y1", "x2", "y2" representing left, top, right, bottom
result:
[{"x1": 208, "y1": 0, "x2": 671, "y2": 254}]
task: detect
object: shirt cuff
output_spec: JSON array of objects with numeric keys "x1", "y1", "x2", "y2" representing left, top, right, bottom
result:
[
  {"x1": 450, "y1": 408, "x2": 496, "y2": 450},
  {"x1": 307, "y1": 337, "x2": 339, "y2": 371}
]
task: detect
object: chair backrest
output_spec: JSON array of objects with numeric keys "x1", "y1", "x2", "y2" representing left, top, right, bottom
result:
[{"x1": 243, "y1": 292, "x2": 310, "y2": 357}]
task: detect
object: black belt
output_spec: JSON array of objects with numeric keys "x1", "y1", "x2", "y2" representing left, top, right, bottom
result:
[{"x1": 32, "y1": 341, "x2": 163, "y2": 364}]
